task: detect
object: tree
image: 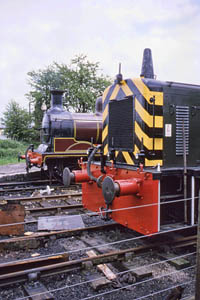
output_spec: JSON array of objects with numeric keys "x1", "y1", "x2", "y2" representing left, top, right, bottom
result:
[
  {"x1": 56, "y1": 55, "x2": 112, "y2": 112},
  {"x1": 1, "y1": 100, "x2": 36, "y2": 142},
  {"x1": 26, "y1": 55, "x2": 112, "y2": 128},
  {"x1": 26, "y1": 64, "x2": 64, "y2": 129}
]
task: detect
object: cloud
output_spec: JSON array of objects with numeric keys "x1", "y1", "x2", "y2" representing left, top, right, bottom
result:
[{"x1": 0, "y1": 0, "x2": 200, "y2": 120}]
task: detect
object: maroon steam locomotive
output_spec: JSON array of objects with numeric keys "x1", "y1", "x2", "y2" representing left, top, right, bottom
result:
[{"x1": 20, "y1": 90, "x2": 102, "y2": 182}]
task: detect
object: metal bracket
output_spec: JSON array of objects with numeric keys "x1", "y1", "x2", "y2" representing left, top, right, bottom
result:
[{"x1": 99, "y1": 206, "x2": 111, "y2": 221}]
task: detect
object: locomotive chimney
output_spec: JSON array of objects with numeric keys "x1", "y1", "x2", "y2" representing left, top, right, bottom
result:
[
  {"x1": 95, "y1": 97, "x2": 102, "y2": 115},
  {"x1": 140, "y1": 48, "x2": 154, "y2": 79},
  {"x1": 50, "y1": 90, "x2": 65, "y2": 111}
]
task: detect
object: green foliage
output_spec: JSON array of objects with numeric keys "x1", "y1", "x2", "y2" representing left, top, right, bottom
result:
[
  {"x1": 56, "y1": 55, "x2": 112, "y2": 112},
  {"x1": 0, "y1": 139, "x2": 27, "y2": 165},
  {"x1": 1, "y1": 101, "x2": 37, "y2": 143},
  {"x1": 0, "y1": 139, "x2": 25, "y2": 149},
  {"x1": 27, "y1": 64, "x2": 64, "y2": 128},
  {"x1": 26, "y1": 55, "x2": 112, "y2": 127}
]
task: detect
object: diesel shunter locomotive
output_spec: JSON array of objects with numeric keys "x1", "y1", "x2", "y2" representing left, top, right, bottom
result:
[
  {"x1": 64, "y1": 48, "x2": 200, "y2": 235},
  {"x1": 20, "y1": 90, "x2": 102, "y2": 181}
]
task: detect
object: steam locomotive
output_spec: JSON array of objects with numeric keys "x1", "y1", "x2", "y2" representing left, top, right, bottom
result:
[
  {"x1": 20, "y1": 90, "x2": 102, "y2": 182},
  {"x1": 64, "y1": 48, "x2": 200, "y2": 235}
]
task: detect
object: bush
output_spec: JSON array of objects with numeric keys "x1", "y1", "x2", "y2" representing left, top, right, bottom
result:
[
  {"x1": 0, "y1": 139, "x2": 25, "y2": 150},
  {"x1": 0, "y1": 139, "x2": 28, "y2": 165},
  {"x1": 1, "y1": 100, "x2": 37, "y2": 143}
]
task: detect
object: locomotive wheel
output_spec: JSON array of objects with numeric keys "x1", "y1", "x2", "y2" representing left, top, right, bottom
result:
[{"x1": 63, "y1": 167, "x2": 71, "y2": 187}]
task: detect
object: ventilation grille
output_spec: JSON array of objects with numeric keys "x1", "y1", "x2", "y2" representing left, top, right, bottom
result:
[
  {"x1": 176, "y1": 106, "x2": 189, "y2": 155},
  {"x1": 108, "y1": 97, "x2": 134, "y2": 151}
]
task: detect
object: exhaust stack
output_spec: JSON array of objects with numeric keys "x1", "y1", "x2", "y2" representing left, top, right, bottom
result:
[
  {"x1": 140, "y1": 48, "x2": 154, "y2": 79},
  {"x1": 50, "y1": 90, "x2": 65, "y2": 111}
]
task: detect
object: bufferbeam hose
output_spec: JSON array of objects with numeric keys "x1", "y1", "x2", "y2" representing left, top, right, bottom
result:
[{"x1": 87, "y1": 145, "x2": 102, "y2": 182}]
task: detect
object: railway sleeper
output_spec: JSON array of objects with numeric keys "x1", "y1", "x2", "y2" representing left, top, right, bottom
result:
[{"x1": 23, "y1": 281, "x2": 54, "y2": 300}]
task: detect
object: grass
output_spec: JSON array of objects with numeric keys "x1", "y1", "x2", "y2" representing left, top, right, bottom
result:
[{"x1": 0, "y1": 139, "x2": 28, "y2": 165}]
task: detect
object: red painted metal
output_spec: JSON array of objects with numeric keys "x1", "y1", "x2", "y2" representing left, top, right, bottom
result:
[
  {"x1": 20, "y1": 151, "x2": 42, "y2": 166},
  {"x1": 73, "y1": 170, "x2": 90, "y2": 183},
  {"x1": 80, "y1": 163, "x2": 159, "y2": 235},
  {"x1": 28, "y1": 151, "x2": 42, "y2": 166},
  {"x1": 30, "y1": 157, "x2": 42, "y2": 165},
  {"x1": 115, "y1": 179, "x2": 141, "y2": 196}
]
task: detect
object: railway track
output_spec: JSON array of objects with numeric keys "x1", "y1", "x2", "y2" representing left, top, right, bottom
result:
[
  {"x1": 0, "y1": 233, "x2": 196, "y2": 287},
  {"x1": 0, "y1": 223, "x2": 119, "y2": 250},
  {"x1": 3, "y1": 191, "x2": 83, "y2": 217},
  {"x1": 26, "y1": 203, "x2": 83, "y2": 213},
  {"x1": 0, "y1": 178, "x2": 196, "y2": 299},
  {"x1": 0, "y1": 179, "x2": 80, "y2": 188},
  {"x1": 0, "y1": 185, "x2": 62, "y2": 195},
  {"x1": 0, "y1": 181, "x2": 80, "y2": 196},
  {"x1": 4, "y1": 191, "x2": 82, "y2": 203},
  {"x1": 0, "y1": 179, "x2": 57, "y2": 188}
]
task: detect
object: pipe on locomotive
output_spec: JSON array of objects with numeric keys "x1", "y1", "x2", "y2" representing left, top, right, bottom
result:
[
  {"x1": 63, "y1": 146, "x2": 142, "y2": 209},
  {"x1": 63, "y1": 144, "x2": 102, "y2": 187},
  {"x1": 86, "y1": 145, "x2": 102, "y2": 182}
]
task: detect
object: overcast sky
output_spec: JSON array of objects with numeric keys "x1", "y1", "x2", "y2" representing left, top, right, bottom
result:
[{"x1": 0, "y1": 0, "x2": 200, "y2": 119}]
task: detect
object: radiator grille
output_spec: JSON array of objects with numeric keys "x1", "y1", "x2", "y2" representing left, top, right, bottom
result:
[
  {"x1": 176, "y1": 106, "x2": 189, "y2": 155},
  {"x1": 108, "y1": 97, "x2": 134, "y2": 151}
]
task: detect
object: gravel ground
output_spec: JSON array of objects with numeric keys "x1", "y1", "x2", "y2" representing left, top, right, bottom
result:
[
  {"x1": 0, "y1": 168, "x2": 196, "y2": 300},
  {"x1": 0, "y1": 163, "x2": 38, "y2": 176},
  {"x1": 0, "y1": 213, "x2": 196, "y2": 300}
]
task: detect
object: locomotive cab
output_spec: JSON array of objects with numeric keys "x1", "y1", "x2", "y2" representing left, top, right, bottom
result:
[{"x1": 67, "y1": 48, "x2": 200, "y2": 235}]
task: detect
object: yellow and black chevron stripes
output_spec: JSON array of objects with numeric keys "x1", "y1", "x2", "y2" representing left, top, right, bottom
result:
[
  {"x1": 110, "y1": 80, "x2": 133, "y2": 100},
  {"x1": 113, "y1": 147, "x2": 162, "y2": 167},
  {"x1": 122, "y1": 151, "x2": 133, "y2": 165},
  {"x1": 102, "y1": 124, "x2": 108, "y2": 155},
  {"x1": 102, "y1": 81, "x2": 133, "y2": 155},
  {"x1": 113, "y1": 151, "x2": 137, "y2": 165},
  {"x1": 102, "y1": 77, "x2": 164, "y2": 166},
  {"x1": 110, "y1": 85, "x2": 120, "y2": 100},
  {"x1": 102, "y1": 84, "x2": 116, "y2": 155},
  {"x1": 132, "y1": 78, "x2": 163, "y2": 106},
  {"x1": 134, "y1": 122, "x2": 163, "y2": 150},
  {"x1": 125, "y1": 79, "x2": 163, "y2": 116},
  {"x1": 120, "y1": 80, "x2": 133, "y2": 96},
  {"x1": 132, "y1": 144, "x2": 162, "y2": 166},
  {"x1": 135, "y1": 98, "x2": 162, "y2": 128},
  {"x1": 135, "y1": 97, "x2": 163, "y2": 138},
  {"x1": 102, "y1": 86, "x2": 111, "y2": 104}
]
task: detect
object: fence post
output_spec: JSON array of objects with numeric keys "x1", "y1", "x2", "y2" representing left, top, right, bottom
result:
[{"x1": 195, "y1": 190, "x2": 200, "y2": 299}]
